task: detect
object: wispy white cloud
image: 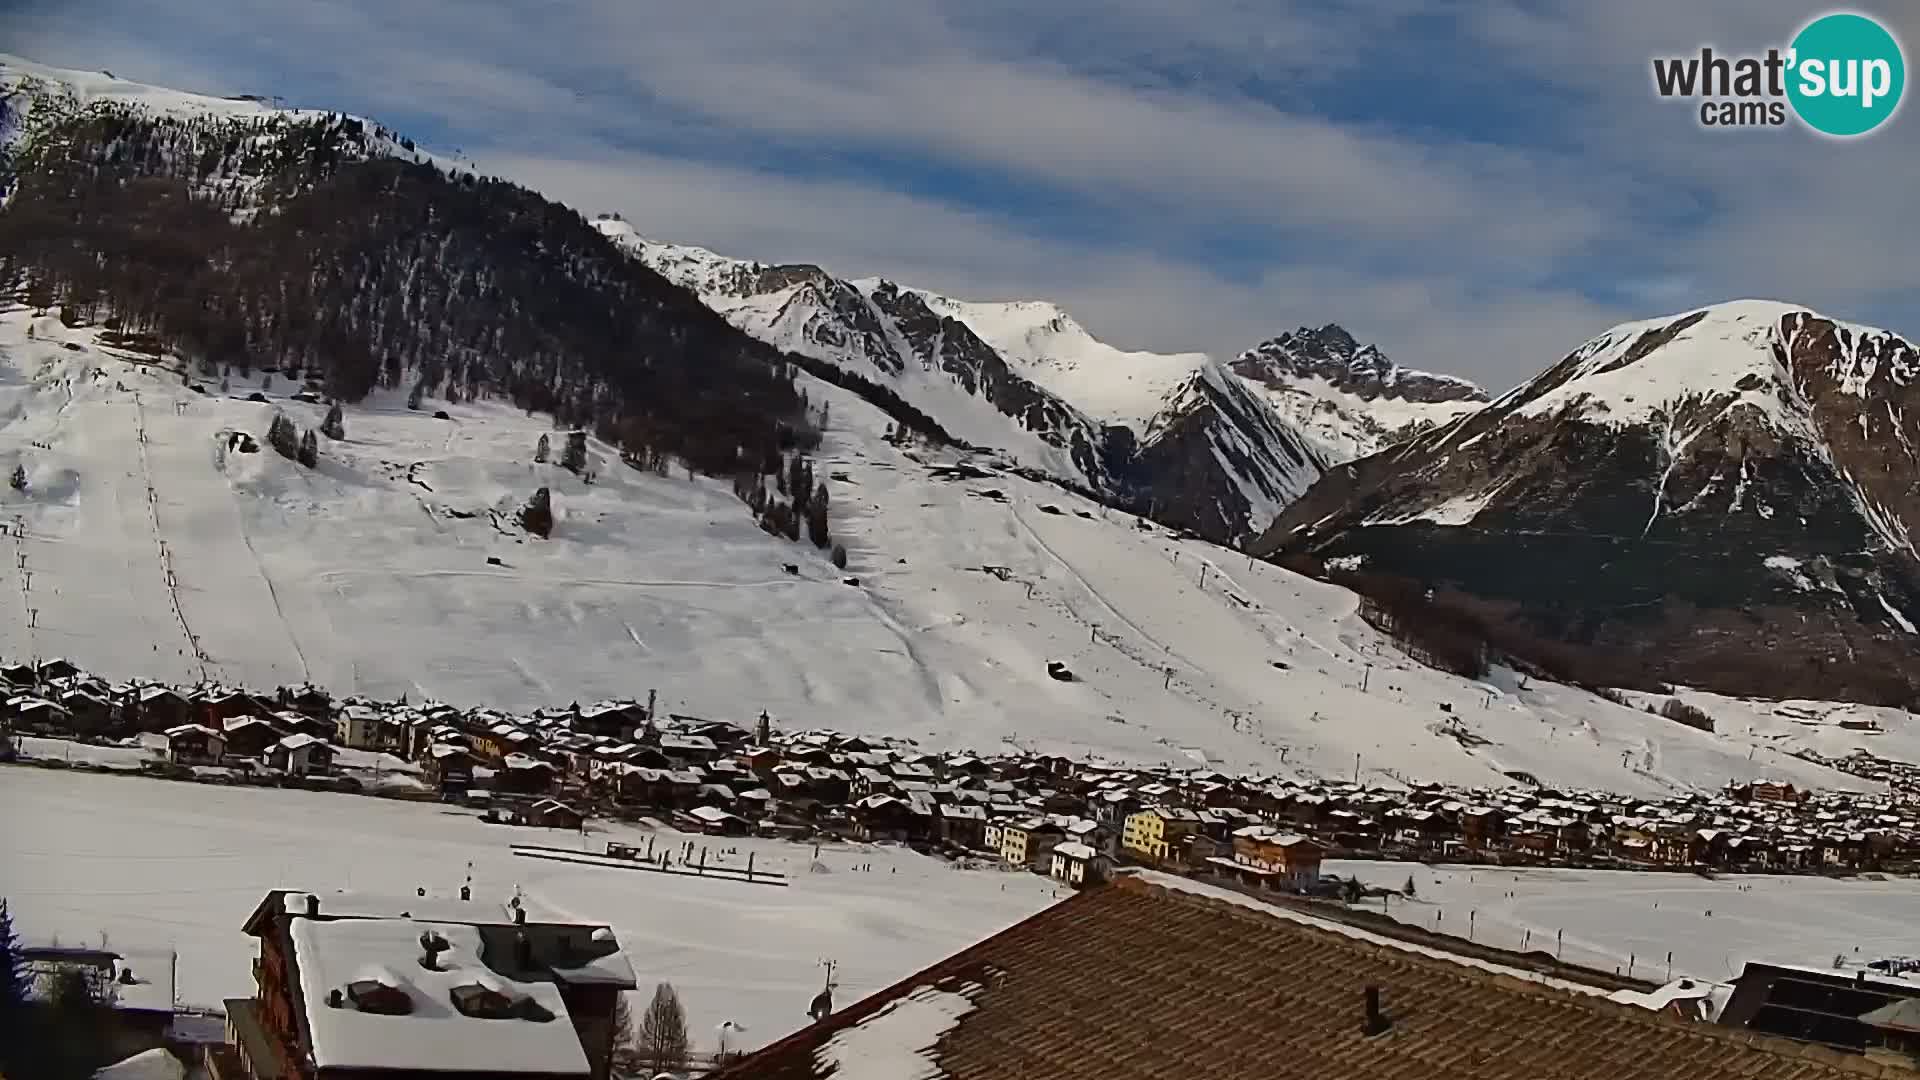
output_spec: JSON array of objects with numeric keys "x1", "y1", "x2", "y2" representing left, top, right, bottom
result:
[{"x1": 9, "y1": 0, "x2": 1918, "y2": 388}]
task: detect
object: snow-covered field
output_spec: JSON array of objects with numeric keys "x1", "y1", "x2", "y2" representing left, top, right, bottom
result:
[
  {"x1": 0, "y1": 305, "x2": 1913, "y2": 793},
  {"x1": 1333, "y1": 858, "x2": 1920, "y2": 983},
  {"x1": 0, "y1": 768, "x2": 1058, "y2": 1050}
]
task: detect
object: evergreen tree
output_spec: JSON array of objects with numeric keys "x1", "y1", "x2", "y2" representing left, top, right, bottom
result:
[
  {"x1": 561, "y1": 430, "x2": 588, "y2": 474},
  {"x1": 8, "y1": 465, "x2": 25, "y2": 492},
  {"x1": 0, "y1": 898, "x2": 28, "y2": 1008},
  {"x1": 830, "y1": 543, "x2": 848, "y2": 570},
  {"x1": 320, "y1": 402, "x2": 346, "y2": 440},
  {"x1": 610, "y1": 993, "x2": 645, "y2": 1077},
  {"x1": 267, "y1": 412, "x2": 300, "y2": 460},
  {"x1": 534, "y1": 433, "x2": 550, "y2": 463},
  {"x1": 637, "y1": 982, "x2": 689, "y2": 1076},
  {"x1": 406, "y1": 376, "x2": 425, "y2": 412},
  {"x1": 1404, "y1": 875, "x2": 1417, "y2": 898},
  {"x1": 788, "y1": 456, "x2": 812, "y2": 515},
  {"x1": 520, "y1": 486, "x2": 554, "y2": 538},
  {"x1": 298, "y1": 429, "x2": 319, "y2": 468},
  {"x1": 260, "y1": 372, "x2": 273, "y2": 392},
  {"x1": 807, "y1": 483, "x2": 830, "y2": 548}
]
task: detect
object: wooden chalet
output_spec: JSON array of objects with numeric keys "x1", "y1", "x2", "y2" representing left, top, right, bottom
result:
[{"x1": 266, "y1": 733, "x2": 334, "y2": 777}]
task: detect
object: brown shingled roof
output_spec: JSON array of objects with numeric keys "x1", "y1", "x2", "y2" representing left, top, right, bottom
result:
[{"x1": 714, "y1": 873, "x2": 1901, "y2": 1080}]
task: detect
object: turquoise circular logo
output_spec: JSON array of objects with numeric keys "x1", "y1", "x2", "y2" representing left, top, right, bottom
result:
[{"x1": 1787, "y1": 13, "x2": 1906, "y2": 136}]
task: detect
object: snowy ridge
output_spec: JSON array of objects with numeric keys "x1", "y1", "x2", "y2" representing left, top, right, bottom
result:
[
  {"x1": 0, "y1": 53, "x2": 461, "y2": 191},
  {"x1": 1503, "y1": 300, "x2": 1819, "y2": 431},
  {"x1": 598, "y1": 216, "x2": 1325, "y2": 541},
  {"x1": 917, "y1": 293, "x2": 1208, "y2": 428}
]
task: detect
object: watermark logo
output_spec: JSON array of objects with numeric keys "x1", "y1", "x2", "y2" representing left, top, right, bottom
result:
[{"x1": 1652, "y1": 11, "x2": 1906, "y2": 136}]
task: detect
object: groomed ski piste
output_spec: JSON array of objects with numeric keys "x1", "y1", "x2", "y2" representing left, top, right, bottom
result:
[{"x1": 2, "y1": 304, "x2": 1915, "y2": 795}]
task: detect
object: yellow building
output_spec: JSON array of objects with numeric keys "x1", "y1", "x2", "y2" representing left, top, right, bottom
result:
[
  {"x1": 1121, "y1": 807, "x2": 1201, "y2": 864},
  {"x1": 1000, "y1": 818, "x2": 1063, "y2": 869}
]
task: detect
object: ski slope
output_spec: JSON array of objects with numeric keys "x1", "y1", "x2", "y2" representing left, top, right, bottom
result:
[
  {"x1": 0, "y1": 305, "x2": 1907, "y2": 793},
  {"x1": 0, "y1": 768, "x2": 1059, "y2": 1051}
]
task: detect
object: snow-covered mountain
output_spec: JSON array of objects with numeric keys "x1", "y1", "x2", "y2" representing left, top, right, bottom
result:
[
  {"x1": 598, "y1": 218, "x2": 1327, "y2": 544},
  {"x1": 3, "y1": 303, "x2": 1906, "y2": 794},
  {"x1": 0, "y1": 53, "x2": 448, "y2": 194},
  {"x1": 1232, "y1": 324, "x2": 1488, "y2": 461},
  {"x1": 1259, "y1": 300, "x2": 1920, "y2": 705}
]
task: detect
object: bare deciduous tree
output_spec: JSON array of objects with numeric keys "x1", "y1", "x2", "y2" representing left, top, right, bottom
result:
[{"x1": 636, "y1": 981, "x2": 690, "y2": 1076}]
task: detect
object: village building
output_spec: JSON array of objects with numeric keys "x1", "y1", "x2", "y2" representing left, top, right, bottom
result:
[
  {"x1": 142, "y1": 724, "x2": 227, "y2": 766},
  {"x1": 999, "y1": 818, "x2": 1064, "y2": 871},
  {"x1": 223, "y1": 717, "x2": 285, "y2": 760},
  {"x1": 265, "y1": 733, "x2": 334, "y2": 777},
  {"x1": 1219, "y1": 827, "x2": 1329, "y2": 889},
  {"x1": 1048, "y1": 841, "x2": 1110, "y2": 887},
  {"x1": 1121, "y1": 807, "x2": 1201, "y2": 865},
  {"x1": 222, "y1": 890, "x2": 636, "y2": 1080}
]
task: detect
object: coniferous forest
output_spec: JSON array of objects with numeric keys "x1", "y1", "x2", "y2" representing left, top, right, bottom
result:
[{"x1": 0, "y1": 103, "x2": 811, "y2": 476}]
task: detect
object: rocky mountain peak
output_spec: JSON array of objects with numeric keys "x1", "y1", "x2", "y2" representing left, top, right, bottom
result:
[{"x1": 1234, "y1": 324, "x2": 1487, "y2": 406}]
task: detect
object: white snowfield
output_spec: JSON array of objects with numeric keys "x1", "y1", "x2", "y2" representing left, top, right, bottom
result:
[
  {"x1": 0, "y1": 768, "x2": 1059, "y2": 1052},
  {"x1": 0, "y1": 306, "x2": 1911, "y2": 793},
  {"x1": 1332, "y1": 859, "x2": 1920, "y2": 986},
  {"x1": 1258, "y1": 373, "x2": 1484, "y2": 463},
  {"x1": 915, "y1": 293, "x2": 1208, "y2": 429}
]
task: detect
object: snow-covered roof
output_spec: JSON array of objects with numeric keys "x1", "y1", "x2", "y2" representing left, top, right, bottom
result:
[
  {"x1": 282, "y1": 891, "x2": 515, "y2": 924},
  {"x1": 92, "y1": 1048, "x2": 185, "y2": 1080},
  {"x1": 1053, "y1": 842, "x2": 1100, "y2": 861},
  {"x1": 278, "y1": 733, "x2": 324, "y2": 752},
  {"x1": 289, "y1": 918, "x2": 589, "y2": 1074}
]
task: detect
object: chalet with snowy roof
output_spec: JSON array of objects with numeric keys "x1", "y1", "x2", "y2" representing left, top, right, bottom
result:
[
  {"x1": 423, "y1": 744, "x2": 478, "y2": 794},
  {"x1": 267, "y1": 733, "x2": 334, "y2": 777},
  {"x1": 54, "y1": 687, "x2": 115, "y2": 734},
  {"x1": 711, "y1": 872, "x2": 1868, "y2": 1080},
  {"x1": 276, "y1": 684, "x2": 335, "y2": 720},
  {"x1": 198, "y1": 688, "x2": 271, "y2": 727},
  {"x1": 8, "y1": 694, "x2": 68, "y2": 729},
  {"x1": 679, "y1": 804, "x2": 749, "y2": 835},
  {"x1": 143, "y1": 724, "x2": 226, "y2": 765},
  {"x1": 225, "y1": 889, "x2": 636, "y2": 1080},
  {"x1": 271, "y1": 710, "x2": 334, "y2": 742},
  {"x1": 1221, "y1": 827, "x2": 1328, "y2": 889},
  {"x1": 572, "y1": 701, "x2": 640, "y2": 738},
  {"x1": 37, "y1": 656, "x2": 80, "y2": 681},
  {"x1": 223, "y1": 716, "x2": 285, "y2": 759}
]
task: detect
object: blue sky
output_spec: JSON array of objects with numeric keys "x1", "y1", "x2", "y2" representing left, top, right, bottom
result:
[{"x1": 8, "y1": 0, "x2": 1917, "y2": 387}]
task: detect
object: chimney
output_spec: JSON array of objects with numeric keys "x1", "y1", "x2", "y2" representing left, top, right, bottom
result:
[
  {"x1": 514, "y1": 930, "x2": 533, "y2": 973},
  {"x1": 327, "y1": 988, "x2": 343, "y2": 1008},
  {"x1": 514, "y1": 906, "x2": 526, "y2": 926},
  {"x1": 305, "y1": 894, "x2": 319, "y2": 918},
  {"x1": 1362, "y1": 986, "x2": 1390, "y2": 1036},
  {"x1": 459, "y1": 885, "x2": 472, "y2": 902}
]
